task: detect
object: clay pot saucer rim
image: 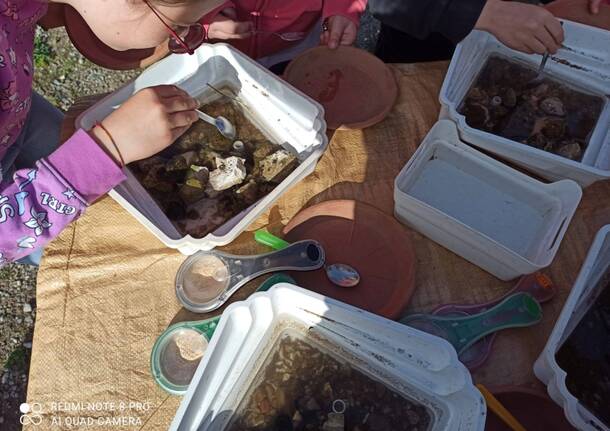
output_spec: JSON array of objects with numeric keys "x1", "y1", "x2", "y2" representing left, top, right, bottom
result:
[
  {"x1": 485, "y1": 385, "x2": 551, "y2": 399},
  {"x1": 284, "y1": 45, "x2": 398, "y2": 130},
  {"x1": 284, "y1": 199, "x2": 398, "y2": 233}
]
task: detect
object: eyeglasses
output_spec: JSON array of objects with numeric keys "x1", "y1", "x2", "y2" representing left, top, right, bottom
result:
[{"x1": 143, "y1": 0, "x2": 206, "y2": 55}]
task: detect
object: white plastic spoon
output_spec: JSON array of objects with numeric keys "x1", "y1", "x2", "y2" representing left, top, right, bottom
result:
[{"x1": 195, "y1": 109, "x2": 236, "y2": 140}]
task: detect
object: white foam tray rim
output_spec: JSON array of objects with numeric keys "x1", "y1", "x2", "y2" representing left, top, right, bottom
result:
[
  {"x1": 394, "y1": 120, "x2": 582, "y2": 275},
  {"x1": 534, "y1": 225, "x2": 610, "y2": 431},
  {"x1": 170, "y1": 285, "x2": 486, "y2": 431}
]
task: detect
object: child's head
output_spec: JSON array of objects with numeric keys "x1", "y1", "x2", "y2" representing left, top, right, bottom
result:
[{"x1": 62, "y1": 0, "x2": 226, "y2": 51}]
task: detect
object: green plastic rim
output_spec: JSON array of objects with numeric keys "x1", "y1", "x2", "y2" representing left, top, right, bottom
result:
[
  {"x1": 150, "y1": 320, "x2": 217, "y2": 396},
  {"x1": 151, "y1": 273, "x2": 296, "y2": 395}
]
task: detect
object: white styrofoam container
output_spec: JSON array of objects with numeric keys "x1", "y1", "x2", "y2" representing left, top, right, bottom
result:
[
  {"x1": 394, "y1": 120, "x2": 582, "y2": 281},
  {"x1": 76, "y1": 43, "x2": 328, "y2": 255},
  {"x1": 440, "y1": 20, "x2": 610, "y2": 187},
  {"x1": 534, "y1": 225, "x2": 610, "y2": 431},
  {"x1": 170, "y1": 285, "x2": 486, "y2": 431}
]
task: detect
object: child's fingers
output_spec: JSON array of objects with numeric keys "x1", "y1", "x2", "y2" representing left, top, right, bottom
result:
[
  {"x1": 328, "y1": 21, "x2": 345, "y2": 49},
  {"x1": 216, "y1": 21, "x2": 253, "y2": 39},
  {"x1": 169, "y1": 111, "x2": 198, "y2": 130},
  {"x1": 590, "y1": 0, "x2": 600, "y2": 13},
  {"x1": 154, "y1": 85, "x2": 188, "y2": 98},
  {"x1": 163, "y1": 95, "x2": 199, "y2": 113},
  {"x1": 320, "y1": 31, "x2": 329, "y2": 45},
  {"x1": 340, "y1": 24, "x2": 357, "y2": 46}
]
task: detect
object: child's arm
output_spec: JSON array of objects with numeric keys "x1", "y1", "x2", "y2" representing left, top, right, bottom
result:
[
  {"x1": 0, "y1": 86, "x2": 198, "y2": 266},
  {"x1": 0, "y1": 130, "x2": 125, "y2": 265}
]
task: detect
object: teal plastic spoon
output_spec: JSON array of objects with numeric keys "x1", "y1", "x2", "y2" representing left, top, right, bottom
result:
[
  {"x1": 401, "y1": 292, "x2": 542, "y2": 355},
  {"x1": 151, "y1": 273, "x2": 295, "y2": 395}
]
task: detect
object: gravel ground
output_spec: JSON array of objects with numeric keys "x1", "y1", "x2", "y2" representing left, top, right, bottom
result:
[{"x1": 0, "y1": 11, "x2": 379, "y2": 430}]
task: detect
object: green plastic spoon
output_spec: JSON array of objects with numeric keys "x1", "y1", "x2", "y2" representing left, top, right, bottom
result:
[
  {"x1": 151, "y1": 273, "x2": 295, "y2": 395},
  {"x1": 401, "y1": 292, "x2": 542, "y2": 356}
]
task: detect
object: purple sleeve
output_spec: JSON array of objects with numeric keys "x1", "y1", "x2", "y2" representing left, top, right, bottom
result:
[{"x1": 0, "y1": 129, "x2": 126, "y2": 266}]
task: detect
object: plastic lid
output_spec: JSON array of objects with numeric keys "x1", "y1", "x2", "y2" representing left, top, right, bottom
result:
[
  {"x1": 283, "y1": 200, "x2": 416, "y2": 319},
  {"x1": 284, "y1": 46, "x2": 398, "y2": 130}
]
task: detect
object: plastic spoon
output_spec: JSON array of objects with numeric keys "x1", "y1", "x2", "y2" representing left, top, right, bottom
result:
[
  {"x1": 152, "y1": 274, "x2": 295, "y2": 395},
  {"x1": 477, "y1": 384, "x2": 527, "y2": 431},
  {"x1": 254, "y1": 230, "x2": 361, "y2": 287},
  {"x1": 175, "y1": 239, "x2": 324, "y2": 313},
  {"x1": 431, "y1": 272, "x2": 556, "y2": 370},
  {"x1": 401, "y1": 293, "x2": 542, "y2": 355},
  {"x1": 195, "y1": 109, "x2": 236, "y2": 140}
]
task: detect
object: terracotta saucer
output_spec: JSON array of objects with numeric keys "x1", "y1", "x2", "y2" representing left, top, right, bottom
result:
[
  {"x1": 40, "y1": 4, "x2": 169, "y2": 70},
  {"x1": 282, "y1": 200, "x2": 416, "y2": 319},
  {"x1": 283, "y1": 46, "x2": 398, "y2": 130},
  {"x1": 546, "y1": 0, "x2": 610, "y2": 31},
  {"x1": 485, "y1": 386, "x2": 575, "y2": 431}
]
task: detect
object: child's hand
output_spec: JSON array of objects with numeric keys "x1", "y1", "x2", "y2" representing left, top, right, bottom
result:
[
  {"x1": 590, "y1": 0, "x2": 610, "y2": 14},
  {"x1": 321, "y1": 15, "x2": 358, "y2": 49},
  {"x1": 475, "y1": 0, "x2": 564, "y2": 55},
  {"x1": 208, "y1": 8, "x2": 253, "y2": 40},
  {"x1": 91, "y1": 86, "x2": 199, "y2": 165}
]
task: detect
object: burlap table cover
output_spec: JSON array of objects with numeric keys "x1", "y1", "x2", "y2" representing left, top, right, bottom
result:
[{"x1": 25, "y1": 63, "x2": 610, "y2": 430}]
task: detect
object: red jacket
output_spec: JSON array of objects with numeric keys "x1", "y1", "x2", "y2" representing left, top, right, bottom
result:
[{"x1": 202, "y1": 0, "x2": 367, "y2": 59}]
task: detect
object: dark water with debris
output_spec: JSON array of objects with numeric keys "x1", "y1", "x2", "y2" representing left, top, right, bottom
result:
[
  {"x1": 227, "y1": 332, "x2": 432, "y2": 431},
  {"x1": 460, "y1": 56, "x2": 604, "y2": 161},
  {"x1": 556, "y1": 273, "x2": 610, "y2": 427},
  {"x1": 129, "y1": 96, "x2": 297, "y2": 238}
]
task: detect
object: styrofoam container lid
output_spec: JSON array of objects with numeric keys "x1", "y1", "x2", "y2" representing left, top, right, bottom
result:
[
  {"x1": 76, "y1": 43, "x2": 328, "y2": 255},
  {"x1": 170, "y1": 285, "x2": 486, "y2": 431},
  {"x1": 534, "y1": 225, "x2": 610, "y2": 430},
  {"x1": 394, "y1": 120, "x2": 582, "y2": 281}
]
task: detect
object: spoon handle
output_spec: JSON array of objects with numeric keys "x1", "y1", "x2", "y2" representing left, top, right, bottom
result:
[
  {"x1": 254, "y1": 229, "x2": 290, "y2": 250},
  {"x1": 440, "y1": 293, "x2": 542, "y2": 354},
  {"x1": 403, "y1": 293, "x2": 542, "y2": 355},
  {"x1": 431, "y1": 272, "x2": 555, "y2": 316},
  {"x1": 238, "y1": 240, "x2": 324, "y2": 276},
  {"x1": 196, "y1": 109, "x2": 217, "y2": 126}
]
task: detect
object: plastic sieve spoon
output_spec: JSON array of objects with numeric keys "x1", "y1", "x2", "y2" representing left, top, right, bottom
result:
[
  {"x1": 196, "y1": 109, "x2": 236, "y2": 140},
  {"x1": 175, "y1": 239, "x2": 324, "y2": 313},
  {"x1": 401, "y1": 293, "x2": 542, "y2": 355}
]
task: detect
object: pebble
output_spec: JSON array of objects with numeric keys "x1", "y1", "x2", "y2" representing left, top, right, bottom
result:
[
  {"x1": 23, "y1": 303, "x2": 32, "y2": 313},
  {"x1": 23, "y1": 342, "x2": 32, "y2": 349}
]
